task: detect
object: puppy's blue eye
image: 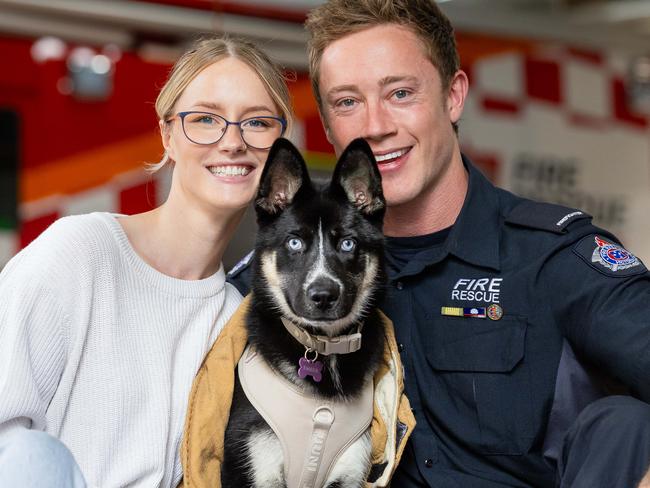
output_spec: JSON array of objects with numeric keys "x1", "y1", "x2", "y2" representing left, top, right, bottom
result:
[
  {"x1": 340, "y1": 238, "x2": 356, "y2": 252},
  {"x1": 286, "y1": 238, "x2": 304, "y2": 252}
]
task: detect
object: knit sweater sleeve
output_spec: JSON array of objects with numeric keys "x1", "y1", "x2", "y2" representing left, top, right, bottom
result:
[{"x1": 0, "y1": 235, "x2": 70, "y2": 435}]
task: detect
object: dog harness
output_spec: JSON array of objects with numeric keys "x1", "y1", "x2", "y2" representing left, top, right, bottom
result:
[{"x1": 238, "y1": 345, "x2": 374, "y2": 488}]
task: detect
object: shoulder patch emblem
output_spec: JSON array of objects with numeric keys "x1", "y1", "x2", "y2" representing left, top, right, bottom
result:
[
  {"x1": 591, "y1": 236, "x2": 639, "y2": 272},
  {"x1": 573, "y1": 235, "x2": 647, "y2": 277}
]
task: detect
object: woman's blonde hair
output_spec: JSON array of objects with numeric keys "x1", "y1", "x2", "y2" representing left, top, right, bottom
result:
[{"x1": 151, "y1": 35, "x2": 293, "y2": 171}]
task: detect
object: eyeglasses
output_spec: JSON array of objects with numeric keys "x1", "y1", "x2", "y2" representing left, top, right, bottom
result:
[{"x1": 168, "y1": 111, "x2": 286, "y2": 150}]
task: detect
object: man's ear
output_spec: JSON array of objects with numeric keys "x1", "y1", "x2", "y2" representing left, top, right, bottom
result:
[
  {"x1": 447, "y1": 69, "x2": 469, "y2": 125},
  {"x1": 330, "y1": 138, "x2": 385, "y2": 216},
  {"x1": 255, "y1": 138, "x2": 311, "y2": 215}
]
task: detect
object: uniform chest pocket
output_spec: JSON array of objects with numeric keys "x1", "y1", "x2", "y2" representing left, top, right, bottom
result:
[
  {"x1": 428, "y1": 316, "x2": 525, "y2": 372},
  {"x1": 425, "y1": 316, "x2": 535, "y2": 455}
]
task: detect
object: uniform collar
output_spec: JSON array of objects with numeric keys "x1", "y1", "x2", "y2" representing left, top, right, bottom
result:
[
  {"x1": 445, "y1": 154, "x2": 501, "y2": 271},
  {"x1": 386, "y1": 154, "x2": 501, "y2": 280}
]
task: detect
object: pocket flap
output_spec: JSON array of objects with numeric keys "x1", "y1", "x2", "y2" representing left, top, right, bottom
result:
[{"x1": 427, "y1": 317, "x2": 526, "y2": 372}]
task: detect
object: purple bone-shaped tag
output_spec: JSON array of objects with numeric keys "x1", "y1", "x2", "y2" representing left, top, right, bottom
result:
[{"x1": 298, "y1": 357, "x2": 324, "y2": 382}]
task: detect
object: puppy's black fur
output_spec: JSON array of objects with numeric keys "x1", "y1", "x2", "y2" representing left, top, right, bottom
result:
[{"x1": 222, "y1": 138, "x2": 387, "y2": 487}]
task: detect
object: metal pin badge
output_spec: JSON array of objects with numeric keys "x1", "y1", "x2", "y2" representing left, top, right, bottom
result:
[{"x1": 487, "y1": 304, "x2": 503, "y2": 321}]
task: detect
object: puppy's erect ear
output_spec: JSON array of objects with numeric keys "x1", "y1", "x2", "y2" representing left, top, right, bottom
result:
[
  {"x1": 255, "y1": 138, "x2": 310, "y2": 215},
  {"x1": 331, "y1": 138, "x2": 385, "y2": 216}
]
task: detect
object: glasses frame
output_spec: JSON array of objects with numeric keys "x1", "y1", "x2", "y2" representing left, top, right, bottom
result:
[{"x1": 168, "y1": 111, "x2": 287, "y2": 150}]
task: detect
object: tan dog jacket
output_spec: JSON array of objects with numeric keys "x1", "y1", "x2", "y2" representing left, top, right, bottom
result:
[{"x1": 180, "y1": 295, "x2": 415, "y2": 488}]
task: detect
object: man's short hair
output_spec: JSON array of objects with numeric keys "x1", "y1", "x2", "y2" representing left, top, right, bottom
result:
[{"x1": 305, "y1": 0, "x2": 460, "y2": 109}]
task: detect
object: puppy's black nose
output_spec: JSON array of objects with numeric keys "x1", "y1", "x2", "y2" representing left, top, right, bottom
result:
[{"x1": 307, "y1": 280, "x2": 340, "y2": 310}]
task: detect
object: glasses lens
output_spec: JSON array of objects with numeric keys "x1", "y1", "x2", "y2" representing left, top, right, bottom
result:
[
  {"x1": 240, "y1": 117, "x2": 284, "y2": 149},
  {"x1": 182, "y1": 112, "x2": 226, "y2": 144}
]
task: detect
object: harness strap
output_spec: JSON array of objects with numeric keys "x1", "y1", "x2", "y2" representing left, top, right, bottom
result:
[
  {"x1": 299, "y1": 406, "x2": 335, "y2": 487},
  {"x1": 238, "y1": 345, "x2": 373, "y2": 488}
]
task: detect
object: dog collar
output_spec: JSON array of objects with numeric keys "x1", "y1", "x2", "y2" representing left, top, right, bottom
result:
[{"x1": 280, "y1": 317, "x2": 362, "y2": 355}]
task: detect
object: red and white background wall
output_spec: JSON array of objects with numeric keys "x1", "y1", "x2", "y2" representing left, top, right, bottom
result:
[
  {"x1": 0, "y1": 32, "x2": 648, "y2": 269},
  {"x1": 460, "y1": 35, "x2": 650, "y2": 262}
]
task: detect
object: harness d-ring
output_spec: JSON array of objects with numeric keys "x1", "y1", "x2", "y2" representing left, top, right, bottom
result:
[{"x1": 304, "y1": 347, "x2": 319, "y2": 362}]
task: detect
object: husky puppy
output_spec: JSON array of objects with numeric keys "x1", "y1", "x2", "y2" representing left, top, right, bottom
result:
[{"x1": 221, "y1": 138, "x2": 387, "y2": 488}]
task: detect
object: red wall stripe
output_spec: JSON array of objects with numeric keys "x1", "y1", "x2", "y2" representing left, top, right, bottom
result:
[
  {"x1": 119, "y1": 181, "x2": 158, "y2": 216},
  {"x1": 612, "y1": 78, "x2": 648, "y2": 129},
  {"x1": 525, "y1": 57, "x2": 562, "y2": 105},
  {"x1": 304, "y1": 113, "x2": 332, "y2": 153},
  {"x1": 20, "y1": 212, "x2": 59, "y2": 248},
  {"x1": 482, "y1": 97, "x2": 520, "y2": 114},
  {"x1": 567, "y1": 47, "x2": 603, "y2": 65}
]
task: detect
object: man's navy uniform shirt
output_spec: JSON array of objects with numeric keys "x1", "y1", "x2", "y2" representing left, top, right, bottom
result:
[{"x1": 227, "y1": 156, "x2": 650, "y2": 488}]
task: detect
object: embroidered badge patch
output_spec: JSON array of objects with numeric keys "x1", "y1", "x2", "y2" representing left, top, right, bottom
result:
[
  {"x1": 573, "y1": 234, "x2": 646, "y2": 278},
  {"x1": 591, "y1": 236, "x2": 640, "y2": 272}
]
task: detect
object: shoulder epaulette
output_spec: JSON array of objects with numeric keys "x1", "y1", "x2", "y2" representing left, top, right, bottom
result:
[
  {"x1": 505, "y1": 201, "x2": 591, "y2": 234},
  {"x1": 227, "y1": 250, "x2": 254, "y2": 278}
]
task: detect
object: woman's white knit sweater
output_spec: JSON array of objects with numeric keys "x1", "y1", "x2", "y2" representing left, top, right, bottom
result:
[{"x1": 0, "y1": 212, "x2": 243, "y2": 487}]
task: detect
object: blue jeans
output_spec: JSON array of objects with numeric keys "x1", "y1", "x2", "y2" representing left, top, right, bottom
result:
[{"x1": 0, "y1": 429, "x2": 87, "y2": 487}]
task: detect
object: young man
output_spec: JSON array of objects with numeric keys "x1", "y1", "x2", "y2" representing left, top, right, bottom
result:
[
  {"x1": 228, "y1": 1, "x2": 650, "y2": 486},
  {"x1": 305, "y1": 1, "x2": 650, "y2": 487}
]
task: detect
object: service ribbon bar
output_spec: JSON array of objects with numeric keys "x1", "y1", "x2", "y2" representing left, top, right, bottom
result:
[{"x1": 441, "y1": 306, "x2": 486, "y2": 319}]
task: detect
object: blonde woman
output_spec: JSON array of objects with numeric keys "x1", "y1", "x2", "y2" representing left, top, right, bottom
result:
[{"x1": 0, "y1": 36, "x2": 292, "y2": 488}]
